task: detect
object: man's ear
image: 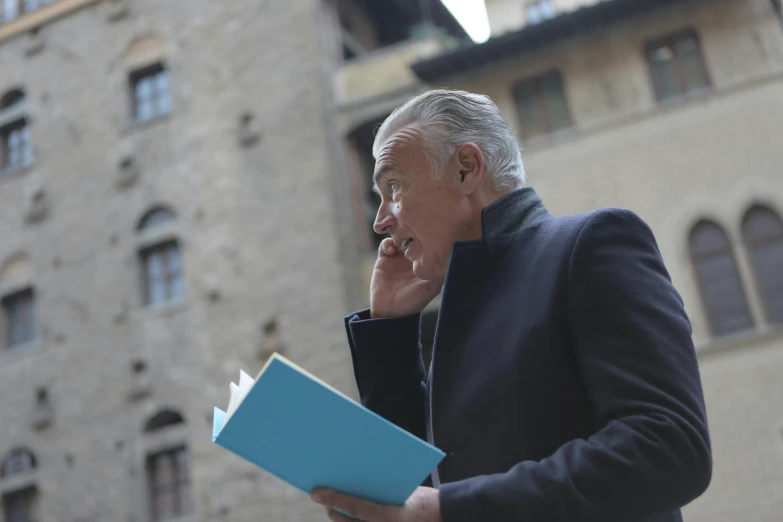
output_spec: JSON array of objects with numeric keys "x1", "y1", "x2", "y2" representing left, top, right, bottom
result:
[{"x1": 455, "y1": 143, "x2": 484, "y2": 195}]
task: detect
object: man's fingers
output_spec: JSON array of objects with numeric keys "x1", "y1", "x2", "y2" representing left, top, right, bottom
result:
[
  {"x1": 378, "y1": 238, "x2": 397, "y2": 257},
  {"x1": 326, "y1": 507, "x2": 355, "y2": 522},
  {"x1": 312, "y1": 489, "x2": 383, "y2": 522}
]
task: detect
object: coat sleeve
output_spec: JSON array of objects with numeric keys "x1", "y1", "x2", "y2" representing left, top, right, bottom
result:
[
  {"x1": 344, "y1": 309, "x2": 428, "y2": 441},
  {"x1": 438, "y1": 208, "x2": 712, "y2": 521}
]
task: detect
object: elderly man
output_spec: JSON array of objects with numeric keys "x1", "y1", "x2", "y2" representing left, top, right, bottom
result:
[{"x1": 311, "y1": 90, "x2": 711, "y2": 522}]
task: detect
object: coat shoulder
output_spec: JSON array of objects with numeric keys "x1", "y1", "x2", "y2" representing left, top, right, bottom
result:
[
  {"x1": 504, "y1": 206, "x2": 656, "y2": 260},
  {"x1": 537, "y1": 206, "x2": 654, "y2": 242}
]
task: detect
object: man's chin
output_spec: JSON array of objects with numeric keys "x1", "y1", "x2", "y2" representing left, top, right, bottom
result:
[
  {"x1": 412, "y1": 259, "x2": 438, "y2": 282},
  {"x1": 411, "y1": 259, "x2": 427, "y2": 280}
]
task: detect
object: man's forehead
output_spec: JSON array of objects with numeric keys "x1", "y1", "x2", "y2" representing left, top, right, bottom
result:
[
  {"x1": 372, "y1": 124, "x2": 423, "y2": 188},
  {"x1": 378, "y1": 124, "x2": 423, "y2": 156}
]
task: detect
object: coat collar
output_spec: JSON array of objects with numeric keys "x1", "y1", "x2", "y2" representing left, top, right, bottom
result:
[{"x1": 480, "y1": 187, "x2": 549, "y2": 240}]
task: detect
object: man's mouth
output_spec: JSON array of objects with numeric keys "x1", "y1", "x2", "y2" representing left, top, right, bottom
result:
[{"x1": 401, "y1": 238, "x2": 414, "y2": 252}]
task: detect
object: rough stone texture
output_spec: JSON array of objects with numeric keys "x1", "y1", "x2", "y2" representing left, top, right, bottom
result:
[{"x1": 0, "y1": 1, "x2": 357, "y2": 521}]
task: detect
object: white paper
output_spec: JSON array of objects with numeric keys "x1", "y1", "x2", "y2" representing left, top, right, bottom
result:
[{"x1": 224, "y1": 371, "x2": 256, "y2": 424}]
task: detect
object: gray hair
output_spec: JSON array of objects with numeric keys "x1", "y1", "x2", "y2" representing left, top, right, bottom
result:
[{"x1": 372, "y1": 89, "x2": 526, "y2": 192}]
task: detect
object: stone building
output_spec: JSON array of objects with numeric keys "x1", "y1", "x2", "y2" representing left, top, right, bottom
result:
[
  {"x1": 334, "y1": 0, "x2": 783, "y2": 521},
  {"x1": 0, "y1": 0, "x2": 421, "y2": 521},
  {"x1": 1, "y1": 1, "x2": 782, "y2": 522}
]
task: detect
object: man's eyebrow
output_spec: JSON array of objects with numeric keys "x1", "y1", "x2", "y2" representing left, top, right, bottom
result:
[{"x1": 372, "y1": 165, "x2": 396, "y2": 192}]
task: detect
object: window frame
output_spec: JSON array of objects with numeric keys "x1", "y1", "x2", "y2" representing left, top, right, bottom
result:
[
  {"x1": 0, "y1": 88, "x2": 32, "y2": 176},
  {"x1": 525, "y1": 0, "x2": 556, "y2": 24},
  {"x1": 742, "y1": 205, "x2": 783, "y2": 325},
  {"x1": 1, "y1": 1, "x2": 24, "y2": 24},
  {"x1": 0, "y1": 118, "x2": 31, "y2": 172},
  {"x1": 689, "y1": 220, "x2": 754, "y2": 337},
  {"x1": 129, "y1": 62, "x2": 171, "y2": 123},
  {"x1": 2, "y1": 288, "x2": 36, "y2": 348},
  {"x1": 146, "y1": 446, "x2": 191, "y2": 522},
  {"x1": 137, "y1": 207, "x2": 176, "y2": 231},
  {"x1": 1, "y1": 448, "x2": 36, "y2": 477},
  {"x1": 511, "y1": 69, "x2": 572, "y2": 141},
  {"x1": 140, "y1": 240, "x2": 184, "y2": 307},
  {"x1": 144, "y1": 410, "x2": 185, "y2": 433},
  {"x1": 2, "y1": 486, "x2": 36, "y2": 522},
  {"x1": 644, "y1": 28, "x2": 712, "y2": 103},
  {"x1": 1, "y1": 0, "x2": 54, "y2": 24}
]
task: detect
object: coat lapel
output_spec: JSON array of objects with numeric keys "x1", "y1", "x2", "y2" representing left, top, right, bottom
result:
[{"x1": 426, "y1": 188, "x2": 551, "y2": 479}]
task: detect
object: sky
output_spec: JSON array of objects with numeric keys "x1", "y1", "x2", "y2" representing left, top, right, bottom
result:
[{"x1": 440, "y1": 0, "x2": 491, "y2": 43}]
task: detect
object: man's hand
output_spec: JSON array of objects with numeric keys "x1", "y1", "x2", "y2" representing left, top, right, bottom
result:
[
  {"x1": 370, "y1": 238, "x2": 442, "y2": 319},
  {"x1": 311, "y1": 486, "x2": 442, "y2": 522}
]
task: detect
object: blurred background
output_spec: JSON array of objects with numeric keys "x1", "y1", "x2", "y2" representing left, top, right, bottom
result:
[{"x1": 0, "y1": 0, "x2": 781, "y2": 521}]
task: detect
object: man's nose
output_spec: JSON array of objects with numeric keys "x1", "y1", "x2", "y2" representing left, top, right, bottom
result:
[{"x1": 374, "y1": 202, "x2": 395, "y2": 235}]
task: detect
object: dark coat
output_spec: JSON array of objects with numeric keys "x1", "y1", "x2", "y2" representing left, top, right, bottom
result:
[{"x1": 344, "y1": 188, "x2": 711, "y2": 522}]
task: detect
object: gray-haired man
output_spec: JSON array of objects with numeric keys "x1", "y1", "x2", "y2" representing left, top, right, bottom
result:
[{"x1": 311, "y1": 90, "x2": 711, "y2": 522}]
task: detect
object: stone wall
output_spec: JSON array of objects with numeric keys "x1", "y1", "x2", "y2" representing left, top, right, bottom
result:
[{"x1": 0, "y1": 1, "x2": 357, "y2": 521}]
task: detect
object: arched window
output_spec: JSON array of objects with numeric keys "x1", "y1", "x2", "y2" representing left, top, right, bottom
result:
[
  {"x1": 143, "y1": 409, "x2": 185, "y2": 433},
  {"x1": 1, "y1": 448, "x2": 39, "y2": 522},
  {"x1": 143, "y1": 410, "x2": 191, "y2": 520},
  {"x1": 137, "y1": 206, "x2": 184, "y2": 306},
  {"x1": 138, "y1": 206, "x2": 176, "y2": 231},
  {"x1": 0, "y1": 89, "x2": 25, "y2": 109},
  {"x1": 1, "y1": 447, "x2": 36, "y2": 477},
  {"x1": 689, "y1": 220, "x2": 754, "y2": 336},
  {"x1": 0, "y1": 88, "x2": 31, "y2": 174},
  {"x1": 121, "y1": 35, "x2": 170, "y2": 123},
  {"x1": 742, "y1": 205, "x2": 783, "y2": 324}
]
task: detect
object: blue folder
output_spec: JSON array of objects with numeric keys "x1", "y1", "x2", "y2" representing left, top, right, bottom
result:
[{"x1": 212, "y1": 353, "x2": 445, "y2": 506}]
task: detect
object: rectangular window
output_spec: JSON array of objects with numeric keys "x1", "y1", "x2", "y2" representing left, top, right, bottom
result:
[
  {"x1": 2, "y1": 488, "x2": 34, "y2": 522},
  {"x1": 142, "y1": 242, "x2": 184, "y2": 306},
  {"x1": 2, "y1": 451, "x2": 35, "y2": 475},
  {"x1": 512, "y1": 70, "x2": 572, "y2": 140},
  {"x1": 526, "y1": 0, "x2": 556, "y2": 24},
  {"x1": 646, "y1": 29, "x2": 711, "y2": 102},
  {"x1": 1, "y1": 0, "x2": 20, "y2": 23},
  {"x1": 130, "y1": 63, "x2": 171, "y2": 122},
  {"x1": 147, "y1": 447, "x2": 192, "y2": 521},
  {"x1": 2, "y1": 288, "x2": 35, "y2": 348},
  {"x1": 1, "y1": 0, "x2": 53, "y2": 23},
  {"x1": 1, "y1": 120, "x2": 32, "y2": 171}
]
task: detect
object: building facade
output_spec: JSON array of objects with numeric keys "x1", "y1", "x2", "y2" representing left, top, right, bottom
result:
[
  {"x1": 0, "y1": 0, "x2": 376, "y2": 521},
  {"x1": 334, "y1": 0, "x2": 783, "y2": 521},
  {"x1": 1, "y1": 0, "x2": 782, "y2": 521}
]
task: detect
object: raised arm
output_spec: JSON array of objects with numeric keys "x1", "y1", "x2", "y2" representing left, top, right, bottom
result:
[{"x1": 345, "y1": 310, "x2": 428, "y2": 440}]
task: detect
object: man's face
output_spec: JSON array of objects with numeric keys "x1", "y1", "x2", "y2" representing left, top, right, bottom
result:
[{"x1": 372, "y1": 125, "x2": 469, "y2": 283}]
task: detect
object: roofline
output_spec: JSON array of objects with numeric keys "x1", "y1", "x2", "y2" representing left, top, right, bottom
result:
[{"x1": 411, "y1": 0, "x2": 718, "y2": 83}]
